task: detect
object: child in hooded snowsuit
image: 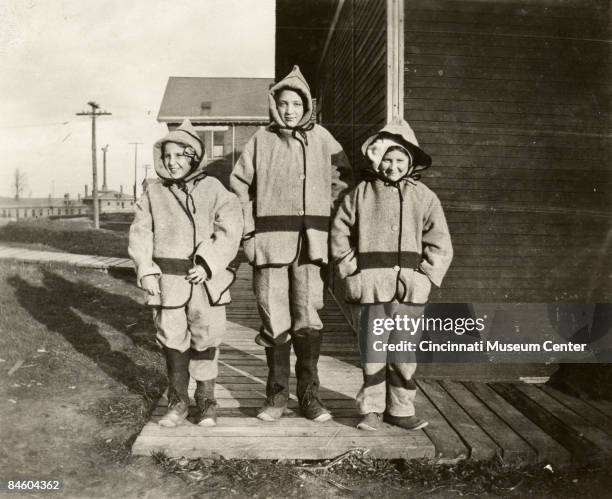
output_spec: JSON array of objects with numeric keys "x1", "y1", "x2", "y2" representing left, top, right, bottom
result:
[
  {"x1": 331, "y1": 121, "x2": 453, "y2": 431},
  {"x1": 230, "y1": 66, "x2": 353, "y2": 422},
  {"x1": 129, "y1": 120, "x2": 243, "y2": 428}
]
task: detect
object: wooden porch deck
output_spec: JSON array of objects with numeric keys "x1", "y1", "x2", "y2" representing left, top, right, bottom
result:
[{"x1": 132, "y1": 264, "x2": 612, "y2": 463}]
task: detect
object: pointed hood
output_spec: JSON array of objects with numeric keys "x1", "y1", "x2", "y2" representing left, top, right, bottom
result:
[
  {"x1": 268, "y1": 65, "x2": 313, "y2": 128},
  {"x1": 361, "y1": 120, "x2": 432, "y2": 176},
  {"x1": 153, "y1": 119, "x2": 206, "y2": 181}
]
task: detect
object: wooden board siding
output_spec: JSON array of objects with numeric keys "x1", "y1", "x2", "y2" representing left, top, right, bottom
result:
[
  {"x1": 404, "y1": 0, "x2": 612, "y2": 302},
  {"x1": 319, "y1": 0, "x2": 388, "y2": 172}
]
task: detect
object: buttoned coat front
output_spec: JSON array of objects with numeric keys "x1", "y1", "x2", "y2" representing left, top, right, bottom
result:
[
  {"x1": 129, "y1": 176, "x2": 243, "y2": 308},
  {"x1": 128, "y1": 121, "x2": 243, "y2": 309},
  {"x1": 331, "y1": 178, "x2": 453, "y2": 304}
]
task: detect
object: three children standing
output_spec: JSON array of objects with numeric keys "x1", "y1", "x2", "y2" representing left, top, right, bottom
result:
[{"x1": 129, "y1": 65, "x2": 452, "y2": 431}]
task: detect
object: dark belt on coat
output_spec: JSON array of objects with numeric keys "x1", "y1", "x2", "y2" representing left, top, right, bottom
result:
[
  {"x1": 153, "y1": 257, "x2": 192, "y2": 275},
  {"x1": 358, "y1": 251, "x2": 421, "y2": 270}
]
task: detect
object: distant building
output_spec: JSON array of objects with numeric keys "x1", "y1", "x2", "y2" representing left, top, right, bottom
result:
[
  {"x1": 82, "y1": 185, "x2": 135, "y2": 214},
  {"x1": 157, "y1": 77, "x2": 274, "y2": 187},
  {"x1": 0, "y1": 184, "x2": 136, "y2": 221},
  {"x1": 0, "y1": 194, "x2": 88, "y2": 220}
]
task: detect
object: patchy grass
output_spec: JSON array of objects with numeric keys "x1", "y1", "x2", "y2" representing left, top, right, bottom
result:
[
  {"x1": 0, "y1": 260, "x2": 175, "y2": 495},
  {"x1": 0, "y1": 218, "x2": 129, "y2": 257},
  {"x1": 149, "y1": 452, "x2": 612, "y2": 497}
]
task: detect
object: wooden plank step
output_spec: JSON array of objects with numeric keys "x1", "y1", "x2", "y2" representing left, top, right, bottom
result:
[
  {"x1": 414, "y1": 390, "x2": 469, "y2": 463},
  {"x1": 212, "y1": 378, "x2": 361, "y2": 392},
  {"x1": 152, "y1": 406, "x2": 363, "y2": 418},
  {"x1": 440, "y1": 380, "x2": 537, "y2": 464},
  {"x1": 184, "y1": 389, "x2": 357, "y2": 400},
  {"x1": 218, "y1": 357, "x2": 361, "y2": 366},
  {"x1": 133, "y1": 433, "x2": 435, "y2": 460},
  {"x1": 417, "y1": 379, "x2": 500, "y2": 460},
  {"x1": 222, "y1": 338, "x2": 355, "y2": 344},
  {"x1": 464, "y1": 382, "x2": 570, "y2": 464},
  {"x1": 140, "y1": 418, "x2": 427, "y2": 436},
  {"x1": 154, "y1": 398, "x2": 357, "y2": 410}
]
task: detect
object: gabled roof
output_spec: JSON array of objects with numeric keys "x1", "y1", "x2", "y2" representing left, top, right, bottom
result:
[{"x1": 157, "y1": 77, "x2": 274, "y2": 124}]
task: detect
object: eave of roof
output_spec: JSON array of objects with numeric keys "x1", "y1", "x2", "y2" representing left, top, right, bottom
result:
[{"x1": 158, "y1": 115, "x2": 269, "y2": 125}]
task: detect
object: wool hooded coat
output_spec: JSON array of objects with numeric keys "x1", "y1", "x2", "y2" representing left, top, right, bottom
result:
[
  {"x1": 331, "y1": 122, "x2": 453, "y2": 304},
  {"x1": 230, "y1": 65, "x2": 353, "y2": 266},
  {"x1": 128, "y1": 120, "x2": 243, "y2": 308}
]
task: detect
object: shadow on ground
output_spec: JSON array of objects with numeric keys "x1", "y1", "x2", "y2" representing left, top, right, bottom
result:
[{"x1": 8, "y1": 269, "x2": 163, "y2": 395}]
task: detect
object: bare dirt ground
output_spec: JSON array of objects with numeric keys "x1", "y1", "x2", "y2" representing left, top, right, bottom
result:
[{"x1": 1, "y1": 260, "x2": 611, "y2": 498}]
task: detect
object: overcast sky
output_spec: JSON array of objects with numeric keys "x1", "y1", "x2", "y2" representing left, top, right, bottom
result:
[{"x1": 0, "y1": 0, "x2": 275, "y2": 198}]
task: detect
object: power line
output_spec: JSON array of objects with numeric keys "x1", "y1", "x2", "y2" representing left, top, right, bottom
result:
[{"x1": 0, "y1": 121, "x2": 70, "y2": 129}]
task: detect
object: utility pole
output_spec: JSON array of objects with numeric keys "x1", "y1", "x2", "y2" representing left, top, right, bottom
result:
[
  {"x1": 129, "y1": 142, "x2": 143, "y2": 200},
  {"x1": 141, "y1": 164, "x2": 151, "y2": 196},
  {"x1": 101, "y1": 144, "x2": 109, "y2": 191},
  {"x1": 76, "y1": 102, "x2": 111, "y2": 229}
]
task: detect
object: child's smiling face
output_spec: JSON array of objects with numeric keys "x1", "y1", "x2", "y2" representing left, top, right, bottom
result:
[
  {"x1": 276, "y1": 89, "x2": 304, "y2": 128},
  {"x1": 162, "y1": 142, "x2": 193, "y2": 179},
  {"x1": 379, "y1": 147, "x2": 412, "y2": 182}
]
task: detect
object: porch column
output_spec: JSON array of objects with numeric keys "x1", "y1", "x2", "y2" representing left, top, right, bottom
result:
[{"x1": 386, "y1": 0, "x2": 405, "y2": 123}]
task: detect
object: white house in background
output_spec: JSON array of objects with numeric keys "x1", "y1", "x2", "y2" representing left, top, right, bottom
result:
[{"x1": 82, "y1": 185, "x2": 135, "y2": 214}]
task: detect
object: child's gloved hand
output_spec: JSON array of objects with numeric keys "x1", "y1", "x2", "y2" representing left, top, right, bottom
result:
[
  {"x1": 141, "y1": 274, "x2": 160, "y2": 295},
  {"x1": 186, "y1": 264, "x2": 208, "y2": 284}
]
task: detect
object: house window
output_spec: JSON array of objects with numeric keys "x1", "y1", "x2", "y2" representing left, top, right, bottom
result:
[
  {"x1": 107, "y1": 202, "x2": 111, "y2": 206},
  {"x1": 213, "y1": 131, "x2": 225, "y2": 158},
  {"x1": 201, "y1": 101, "x2": 212, "y2": 115},
  {"x1": 121, "y1": 202, "x2": 124, "y2": 208}
]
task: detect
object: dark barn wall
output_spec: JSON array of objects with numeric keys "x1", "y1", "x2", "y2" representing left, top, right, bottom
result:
[
  {"x1": 403, "y1": 0, "x2": 612, "y2": 302},
  {"x1": 275, "y1": 0, "x2": 338, "y2": 85},
  {"x1": 319, "y1": 0, "x2": 388, "y2": 171}
]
